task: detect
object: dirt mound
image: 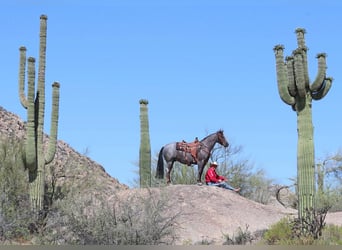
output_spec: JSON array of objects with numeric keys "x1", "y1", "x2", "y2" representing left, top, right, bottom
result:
[
  {"x1": 116, "y1": 185, "x2": 342, "y2": 245},
  {"x1": 115, "y1": 184, "x2": 297, "y2": 244}
]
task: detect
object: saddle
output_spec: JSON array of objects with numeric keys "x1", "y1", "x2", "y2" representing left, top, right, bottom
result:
[{"x1": 176, "y1": 137, "x2": 200, "y2": 164}]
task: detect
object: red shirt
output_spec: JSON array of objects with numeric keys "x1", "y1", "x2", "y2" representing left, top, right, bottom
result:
[{"x1": 205, "y1": 166, "x2": 225, "y2": 183}]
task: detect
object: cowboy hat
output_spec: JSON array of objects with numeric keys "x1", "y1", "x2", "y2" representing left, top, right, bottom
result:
[{"x1": 210, "y1": 161, "x2": 218, "y2": 166}]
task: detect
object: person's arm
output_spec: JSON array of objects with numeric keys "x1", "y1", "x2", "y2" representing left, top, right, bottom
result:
[{"x1": 218, "y1": 175, "x2": 227, "y2": 182}]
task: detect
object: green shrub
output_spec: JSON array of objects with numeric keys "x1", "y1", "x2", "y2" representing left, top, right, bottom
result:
[
  {"x1": 263, "y1": 216, "x2": 317, "y2": 245},
  {"x1": 223, "y1": 225, "x2": 254, "y2": 245},
  {"x1": 42, "y1": 187, "x2": 181, "y2": 245},
  {"x1": 263, "y1": 216, "x2": 342, "y2": 245},
  {"x1": 263, "y1": 217, "x2": 293, "y2": 245},
  {"x1": 0, "y1": 136, "x2": 33, "y2": 243}
]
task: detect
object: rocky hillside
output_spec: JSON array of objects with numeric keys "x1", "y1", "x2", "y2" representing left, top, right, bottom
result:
[{"x1": 0, "y1": 106, "x2": 129, "y2": 202}]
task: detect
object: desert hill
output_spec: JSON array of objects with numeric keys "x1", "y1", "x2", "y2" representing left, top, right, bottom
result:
[
  {"x1": 114, "y1": 185, "x2": 342, "y2": 244},
  {"x1": 114, "y1": 184, "x2": 297, "y2": 244},
  {"x1": 1, "y1": 106, "x2": 341, "y2": 245},
  {"x1": 0, "y1": 106, "x2": 129, "y2": 201}
]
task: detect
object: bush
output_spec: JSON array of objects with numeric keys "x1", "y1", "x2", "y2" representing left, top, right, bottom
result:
[
  {"x1": 263, "y1": 215, "x2": 342, "y2": 245},
  {"x1": 263, "y1": 217, "x2": 293, "y2": 245},
  {"x1": 316, "y1": 187, "x2": 342, "y2": 212},
  {"x1": 223, "y1": 225, "x2": 254, "y2": 245},
  {"x1": 41, "y1": 187, "x2": 181, "y2": 245},
  {"x1": 0, "y1": 136, "x2": 33, "y2": 243}
]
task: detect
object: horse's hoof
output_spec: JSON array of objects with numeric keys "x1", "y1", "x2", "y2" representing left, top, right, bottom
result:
[{"x1": 197, "y1": 182, "x2": 203, "y2": 186}]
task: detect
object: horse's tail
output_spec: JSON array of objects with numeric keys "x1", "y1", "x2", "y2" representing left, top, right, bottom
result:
[{"x1": 156, "y1": 147, "x2": 165, "y2": 179}]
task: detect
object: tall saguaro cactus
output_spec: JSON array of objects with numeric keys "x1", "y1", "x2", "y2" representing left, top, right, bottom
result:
[
  {"x1": 273, "y1": 28, "x2": 333, "y2": 221},
  {"x1": 18, "y1": 15, "x2": 60, "y2": 215},
  {"x1": 139, "y1": 99, "x2": 151, "y2": 187}
]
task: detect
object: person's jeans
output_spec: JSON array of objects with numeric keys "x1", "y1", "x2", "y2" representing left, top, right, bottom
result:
[{"x1": 207, "y1": 181, "x2": 235, "y2": 190}]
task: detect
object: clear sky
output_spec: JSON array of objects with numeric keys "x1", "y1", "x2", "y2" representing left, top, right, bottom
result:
[{"x1": 1, "y1": 0, "x2": 341, "y2": 187}]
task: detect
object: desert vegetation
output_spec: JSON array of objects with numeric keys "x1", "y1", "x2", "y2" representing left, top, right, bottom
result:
[{"x1": 0, "y1": 131, "x2": 341, "y2": 245}]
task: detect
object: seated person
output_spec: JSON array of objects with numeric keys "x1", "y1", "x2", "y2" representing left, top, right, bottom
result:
[{"x1": 205, "y1": 161, "x2": 240, "y2": 192}]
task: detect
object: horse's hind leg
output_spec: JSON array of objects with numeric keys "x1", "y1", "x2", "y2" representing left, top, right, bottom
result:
[{"x1": 166, "y1": 161, "x2": 174, "y2": 184}]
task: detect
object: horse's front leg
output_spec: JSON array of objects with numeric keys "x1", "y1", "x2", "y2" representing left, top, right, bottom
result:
[{"x1": 197, "y1": 163, "x2": 204, "y2": 185}]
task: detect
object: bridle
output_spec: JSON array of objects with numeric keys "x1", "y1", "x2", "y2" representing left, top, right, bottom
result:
[{"x1": 217, "y1": 131, "x2": 227, "y2": 146}]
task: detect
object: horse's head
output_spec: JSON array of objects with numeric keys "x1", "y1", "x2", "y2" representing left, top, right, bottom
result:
[{"x1": 217, "y1": 130, "x2": 229, "y2": 147}]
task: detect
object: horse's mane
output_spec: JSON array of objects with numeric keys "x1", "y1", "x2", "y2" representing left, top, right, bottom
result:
[{"x1": 200, "y1": 129, "x2": 224, "y2": 142}]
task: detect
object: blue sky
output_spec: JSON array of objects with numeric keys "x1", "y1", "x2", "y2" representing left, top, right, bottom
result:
[{"x1": 1, "y1": 0, "x2": 341, "y2": 187}]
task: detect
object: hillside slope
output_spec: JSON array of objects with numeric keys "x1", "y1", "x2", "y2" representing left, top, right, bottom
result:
[{"x1": 0, "y1": 106, "x2": 128, "y2": 201}]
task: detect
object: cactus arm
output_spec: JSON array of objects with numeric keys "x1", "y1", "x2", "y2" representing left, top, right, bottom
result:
[
  {"x1": 273, "y1": 45, "x2": 296, "y2": 106},
  {"x1": 45, "y1": 82, "x2": 60, "y2": 164},
  {"x1": 302, "y1": 48, "x2": 310, "y2": 88},
  {"x1": 285, "y1": 56, "x2": 297, "y2": 96},
  {"x1": 293, "y1": 49, "x2": 306, "y2": 98},
  {"x1": 19, "y1": 46, "x2": 28, "y2": 109},
  {"x1": 25, "y1": 57, "x2": 37, "y2": 170},
  {"x1": 295, "y1": 28, "x2": 307, "y2": 48},
  {"x1": 310, "y1": 53, "x2": 328, "y2": 92},
  {"x1": 311, "y1": 77, "x2": 333, "y2": 100},
  {"x1": 295, "y1": 29, "x2": 310, "y2": 88}
]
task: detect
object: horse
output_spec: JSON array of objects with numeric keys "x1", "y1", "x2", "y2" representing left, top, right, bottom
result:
[{"x1": 156, "y1": 130, "x2": 229, "y2": 184}]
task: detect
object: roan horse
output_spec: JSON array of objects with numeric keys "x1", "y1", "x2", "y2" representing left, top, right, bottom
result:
[{"x1": 156, "y1": 130, "x2": 229, "y2": 184}]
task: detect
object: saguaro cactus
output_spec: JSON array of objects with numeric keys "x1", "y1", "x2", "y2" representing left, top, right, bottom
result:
[
  {"x1": 273, "y1": 28, "x2": 333, "y2": 222},
  {"x1": 18, "y1": 15, "x2": 60, "y2": 214},
  {"x1": 139, "y1": 99, "x2": 151, "y2": 187}
]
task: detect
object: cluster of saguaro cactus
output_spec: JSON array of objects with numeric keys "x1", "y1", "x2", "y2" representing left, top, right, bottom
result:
[
  {"x1": 273, "y1": 28, "x2": 333, "y2": 221},
  {"x1": 18, "y1": 15, "x2": 60, "y2": 214},
  {"x1": 139, "y1": 99, "x2": 151, "y2": 187}
]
